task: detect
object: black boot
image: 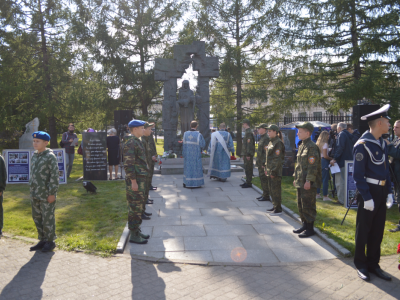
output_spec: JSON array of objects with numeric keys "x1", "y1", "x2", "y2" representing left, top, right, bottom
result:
[
  {"x1": 256, "y1": 196, "x2": 263, "y2": 200},
  {"x1": 41, "y1": 241, "x2": 56, "y2": 252},
  {"x1": 142, "y1": 213, "x2": 151, "y2": 220},
  {"x1": 149, "y1": 185, "x2": 157, "y2": 190},
  {"x1": 241, "y1": 183, "x2": 252, "y2": 188},
  {"x1": 146, "y1": 199, "x2": 154, "y2": 204},
  {"x1": 293, "y1": 222, "x2": 307, "y2": 234},
  {"x1": 30, "y1": 241, "x2": 47, "y2": 251},
  {"x1": 258, "y1": 197, "x2": 269, "y2": 201},
  {"x1": 144, "y1": 211, "x2": 152, "y2": 216},
  {"x1": 298, "y1": 222, "x2": 315, "y2": 238}
]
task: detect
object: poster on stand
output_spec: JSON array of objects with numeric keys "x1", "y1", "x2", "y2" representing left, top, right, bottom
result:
[
  {"x1": 344, "y1": 160, "x2": 358, "y2": 209},
  {"x1": 5, "y1": 150, "x2": 30, "y2": 184},
  {"x1": 53, "y1": 149, "x2": 67, "y2": 184}
]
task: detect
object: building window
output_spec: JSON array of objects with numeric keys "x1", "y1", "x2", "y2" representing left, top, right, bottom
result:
[
  {"x1": 299, "y1": 112, "x2": 307, "y2": 121},
  {"x1": 313, "y1": 112, "x2": 322, "y2": 121}
]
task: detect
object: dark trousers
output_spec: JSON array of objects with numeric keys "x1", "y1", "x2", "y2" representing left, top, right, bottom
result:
[
  {"x1": 354, "y1": 183, "x2": 388, "y2": 270},
  {"x1": 244, "y1": 156, "x2": 253, "y2": 184}
]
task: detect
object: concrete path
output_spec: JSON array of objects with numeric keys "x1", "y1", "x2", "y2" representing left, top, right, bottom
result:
[
  {"x1": 1, "y1": 238, "x2": 399, "y2": 300},
  {"x1": 124, "y1": 172, "x2": 339, "y2": 264}
]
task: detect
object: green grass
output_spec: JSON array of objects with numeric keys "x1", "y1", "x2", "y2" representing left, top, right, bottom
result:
[
  {"x1": 252, "y1": 176, "x2": 400, "y2": 256},
  {"x1": 3, "y1": 134, "x2": 126, "y2": 256}
]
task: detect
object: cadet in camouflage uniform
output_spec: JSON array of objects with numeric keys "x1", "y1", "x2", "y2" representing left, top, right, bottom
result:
[
  {"x1": 0, "y1": 154, "x2": 6, "y2": 236},
  {"x1": 124, "y1": 120, "x2": 150, "y2": 244},
  {"x1": 148, "y1": 118, "x2": 158, "y2": 190},
  {"x1": 265, "y1": 125, "x2": 285, "y2": 216},
  {"x1": 293, "y1": 122, "x2": 322, "y2": 238},
  {"x1": 141, "y1": 122, "x2": 157, "y2": 220},
  {"x1": 241, "y1": 119, "x2": 255, "y2": 188},
  {"x1": 29, "y1": 131, "x2": 59, "y2": 252},
  {"x1": 255, "y1": 124, "x2": 270, "y2": 201}
]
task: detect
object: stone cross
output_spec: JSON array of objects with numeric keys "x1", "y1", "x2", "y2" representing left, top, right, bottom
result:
[{"x1": 155, "y1": 41, "x2": 219, "y2": 151}]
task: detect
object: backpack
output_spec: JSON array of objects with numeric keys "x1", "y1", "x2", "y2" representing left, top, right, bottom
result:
[{"x1": 60, "y1": 133, "x2": 66, "y2": 148}]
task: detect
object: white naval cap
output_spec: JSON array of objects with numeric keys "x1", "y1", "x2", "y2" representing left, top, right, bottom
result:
[{"x1": 361, "y1": 104, "x2": 391, "y2": 122}]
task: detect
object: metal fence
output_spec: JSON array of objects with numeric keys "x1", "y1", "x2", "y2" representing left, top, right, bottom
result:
[{"x1": 280, "y1": 114, "x2": 353, "y2": 126}]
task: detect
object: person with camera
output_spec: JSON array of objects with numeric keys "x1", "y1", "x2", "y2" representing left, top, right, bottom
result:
[
  {"x1": 330, "y1": 122, "x2": 354, "y2": 204},
  {"x1": 61, "y1": 123, "x2": 78, "y2": 178},
  {"x1": 387, "y1": 120, "x2": 400, "y2": 233}
]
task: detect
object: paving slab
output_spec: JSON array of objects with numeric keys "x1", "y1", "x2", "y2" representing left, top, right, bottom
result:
[{"x1": 122, "y1": 173, "x2": 340, "y2": 264}]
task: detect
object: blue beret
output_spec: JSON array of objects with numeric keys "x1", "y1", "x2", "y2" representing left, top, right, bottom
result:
[
  {"x1": 128, "y1": 120, "x2": 146, "y2": 128},
  {"x1": 32, "y1": 131, "x2": 50, "y2": 141}
]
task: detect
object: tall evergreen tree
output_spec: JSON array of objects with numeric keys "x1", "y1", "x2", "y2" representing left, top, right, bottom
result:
[
  {"x1": 195, "y1": 0, "x2": 278, "y2": 155},
  {"x1": 275, "y1": 0, "x2": 400, "y2": 116}
]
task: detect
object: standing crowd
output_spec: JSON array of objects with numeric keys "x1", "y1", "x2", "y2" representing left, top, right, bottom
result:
[{"x1": 0, "y1": 104, "x2": 399, "y2": 283}]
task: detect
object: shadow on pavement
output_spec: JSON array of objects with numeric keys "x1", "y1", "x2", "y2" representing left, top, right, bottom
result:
[{"x1": 0, "y1": 251, "x2": 54, "y2": 299}]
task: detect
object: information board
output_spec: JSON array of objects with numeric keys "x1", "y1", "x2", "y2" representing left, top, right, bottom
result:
[
  {"x1": 3, "y1": 148, "x2": 66, "y2": 185},
  {"x1": 82, "y1": 132, "x2": 108, "y2": 180},
  {"x1": 344, "y1": 160, "x2": 358, "y2": 208}
]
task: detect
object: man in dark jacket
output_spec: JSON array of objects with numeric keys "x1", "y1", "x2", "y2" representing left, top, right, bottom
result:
[
  {"x1": 330, "y1": 122, "x2": 355, "y2": 204},
  {"x1": 347, "y1": 124, "x2": 361, "y2": 143}
]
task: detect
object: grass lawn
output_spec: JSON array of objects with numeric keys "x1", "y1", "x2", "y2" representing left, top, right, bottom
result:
[
  {"x1": 252, "y1": 176, "x2": 400, "y2": 256},
  {"x1": 2, "y1": 134, "x2": 127, "y2": 256}
]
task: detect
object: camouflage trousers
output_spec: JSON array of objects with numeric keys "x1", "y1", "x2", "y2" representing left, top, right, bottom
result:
[
  {"x1": 258, "y1": 167, "x2": 270, "y2": 199},
  {"x1": 0, "y1": 195, "x2": 3, "y2": 230},
  {"x1": 297, "y1": 187, "x2": 317, "y2": 223},
  {"x1": 126, "y1": 177, "x2": 146, "y2": 231},
  {"x1": 244, "y1": 156, "x2": 254, "y2": 184},
  {"x1": 149, "y1": 161, "x2": 155, "y2": 186},
  {"x1": 268, "y1": 176, "x2": 282, "y2": 212},
  {"x1": 143, "y1": 175, "x2": 152, "y2": 212},
  {"x1": 31, "y1": 197, "x2": 57, "y2": 241}
]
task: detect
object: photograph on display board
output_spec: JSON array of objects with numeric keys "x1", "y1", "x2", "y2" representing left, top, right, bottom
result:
[{"x1": 7, "y1": 151, "x2": 30, "y2": 183}]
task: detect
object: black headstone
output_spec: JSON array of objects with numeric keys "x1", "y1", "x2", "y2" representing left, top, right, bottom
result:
[{"x1": 82, "y1": 132, "x2": 108, "y2": 180}]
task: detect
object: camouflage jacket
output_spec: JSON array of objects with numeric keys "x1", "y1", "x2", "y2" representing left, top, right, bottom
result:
[
  {"x1": 142, "y1": 135, "x2": 157, "y2": 158},
  {"x1": 0, "y1": 155, "x2": 6, "y2": 193},
  {"x1": 124, "y1": 136, "x2": 148, "y2": 180},
  {"x1": 293, "y1": 137, "x2": 322, "y2": 188},
  {"x1": 29, "y1": 149, "x2": 59, "y2": 200},
  {"x1": 241, "y1": 128, "x2": 255, "y2": 156},
  {"x1": 256, "y1": 133, "x2": 270, "y2": 168},
  {"x1": 141, "y1": 136, "x2": 153, "y2": 168},
  {"x1": 266, "y1": 136, "x2": 285, "y2": 177}
]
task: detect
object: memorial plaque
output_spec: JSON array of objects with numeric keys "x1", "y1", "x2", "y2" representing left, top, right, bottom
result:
[
  {"x1": 82, "y1": 132, "x2": 107, "y2": 180},
  {"x1": 280, "y1": 129, "x2": 297, "y2": 176}
]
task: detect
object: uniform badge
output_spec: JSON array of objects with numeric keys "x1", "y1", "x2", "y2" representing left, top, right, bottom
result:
[
  {"x1": 376, "y1": 151, "x2": 378, "y2": 155},
  {"x1": 34, "y1": 134, "x2": 36, "y2": 137},
  {"x1": 308, "y1": 156, "x2": 315, "y2": 164},
  {"x1": 247, "y1": 139, "x2": 250, "y2": 143},
  {"x1": 356, "y1": 153, "x2": 364, "y2": 161},
  {"x1": 275, "y1": 149, "x2": 280, "y2": 155}
]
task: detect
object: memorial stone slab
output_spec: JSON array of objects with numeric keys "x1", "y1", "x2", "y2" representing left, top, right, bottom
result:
[
  {"x1": 19, "y1": 118, "x2": 39, "y2": 149},
  {"x1": 82, "y1": 132, "x2": 107, "y2": 180}
]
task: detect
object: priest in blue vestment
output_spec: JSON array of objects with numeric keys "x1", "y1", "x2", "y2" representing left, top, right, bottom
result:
[
  {"x1": 182, "y1": 121, "x2": 206, "y2": 188},
  {"x1": 207, "y1": 123, "x2": 235, "y2": 182}
]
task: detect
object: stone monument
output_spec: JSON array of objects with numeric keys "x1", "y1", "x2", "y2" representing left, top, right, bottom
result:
[
  {"x1": 154, "y1": 41, "x2": 219, "y2": 152},
  {"x1": 19, "y1": 118, "x2": 39, "y2": 149}
]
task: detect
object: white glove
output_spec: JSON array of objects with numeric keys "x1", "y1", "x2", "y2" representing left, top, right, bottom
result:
[
  {"x1": 364, "y1": 199, "x2": 374, "y2": 211},
  {"x1": 386, "y1": 194, "x2": 394, "y2": 209}
]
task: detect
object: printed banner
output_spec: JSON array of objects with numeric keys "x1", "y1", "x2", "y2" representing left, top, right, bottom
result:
[{"x1": 344, "y1": 160, "x2": 357, "y2": 208}]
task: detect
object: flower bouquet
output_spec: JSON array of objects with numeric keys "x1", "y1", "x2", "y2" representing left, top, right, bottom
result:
[{"x1": 397, "y1": 243, "x2": 400, "y2": 270}]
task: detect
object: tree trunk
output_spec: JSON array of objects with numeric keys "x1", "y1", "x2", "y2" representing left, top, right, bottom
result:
[
  {"x1": 350, "y1": 1, "x2": 361, "y2": 81},
  {"x1": 235, "y1": 1, "x2": 243, "y2": 156},
  {"x1": 38, "y1": 0, "x2": 57, "y2": 148}
]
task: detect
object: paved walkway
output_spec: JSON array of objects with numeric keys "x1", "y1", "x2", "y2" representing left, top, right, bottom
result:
[
  {"x1": 124, "y1": 172, "x2": 339, "y2": 264},
  {"x1": 1, "y1": 238, "x2": 399, "y2": 300}
]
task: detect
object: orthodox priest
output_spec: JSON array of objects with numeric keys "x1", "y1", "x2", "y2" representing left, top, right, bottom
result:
[
  {"x1": 207, "y1": 123, "x2": 235, "y2": 182},
  {"x1": 182, "y1": 121, "x2": 206, "y2": 188}
]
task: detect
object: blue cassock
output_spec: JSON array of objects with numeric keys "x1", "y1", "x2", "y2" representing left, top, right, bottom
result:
[
  {"x1": 353, "y1": 131, "x2": 392, "y2": 201},
  {"x1": 207, "y1": 131, "x2": 235, "y2": 179},
  {"x1": 183, "y1": 130, "x2": 205, "y2": 187}
]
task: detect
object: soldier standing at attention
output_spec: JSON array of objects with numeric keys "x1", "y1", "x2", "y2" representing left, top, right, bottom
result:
[
  {"x1": 256, "y1": 124, "x2": 270, "y2": 201},
  {"x1": 352, "y1": 105, "x2": 393, "y2": 282},
  {"x1": 240, "y1": 119, "x2": 255, "y2": 188},
  {"x1": 0, "y1": 154, "x2": 6, "y2": 236},
  {"x1": 141, "y1": 122, "x2": 157, "y2": 220},
  {"x1": 147, "y1": 118, "x2": 158, "y2": 191},
  {"x1": 29, "y1": 131, "x2": 59, "y2": 252},
  {"x1": 265, "y1": 125, "x2": 285, "y2": 216},
  {"x1": 124, "y1": 120, "x2": 150, "y2": 244},
  {"x1": 293, "y1": 122, "x2": 321, "y2": 238}
]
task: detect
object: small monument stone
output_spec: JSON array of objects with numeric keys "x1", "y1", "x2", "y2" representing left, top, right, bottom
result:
[{"x1": 19, "y1": 118, "x2": 39, "y2": 149}]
